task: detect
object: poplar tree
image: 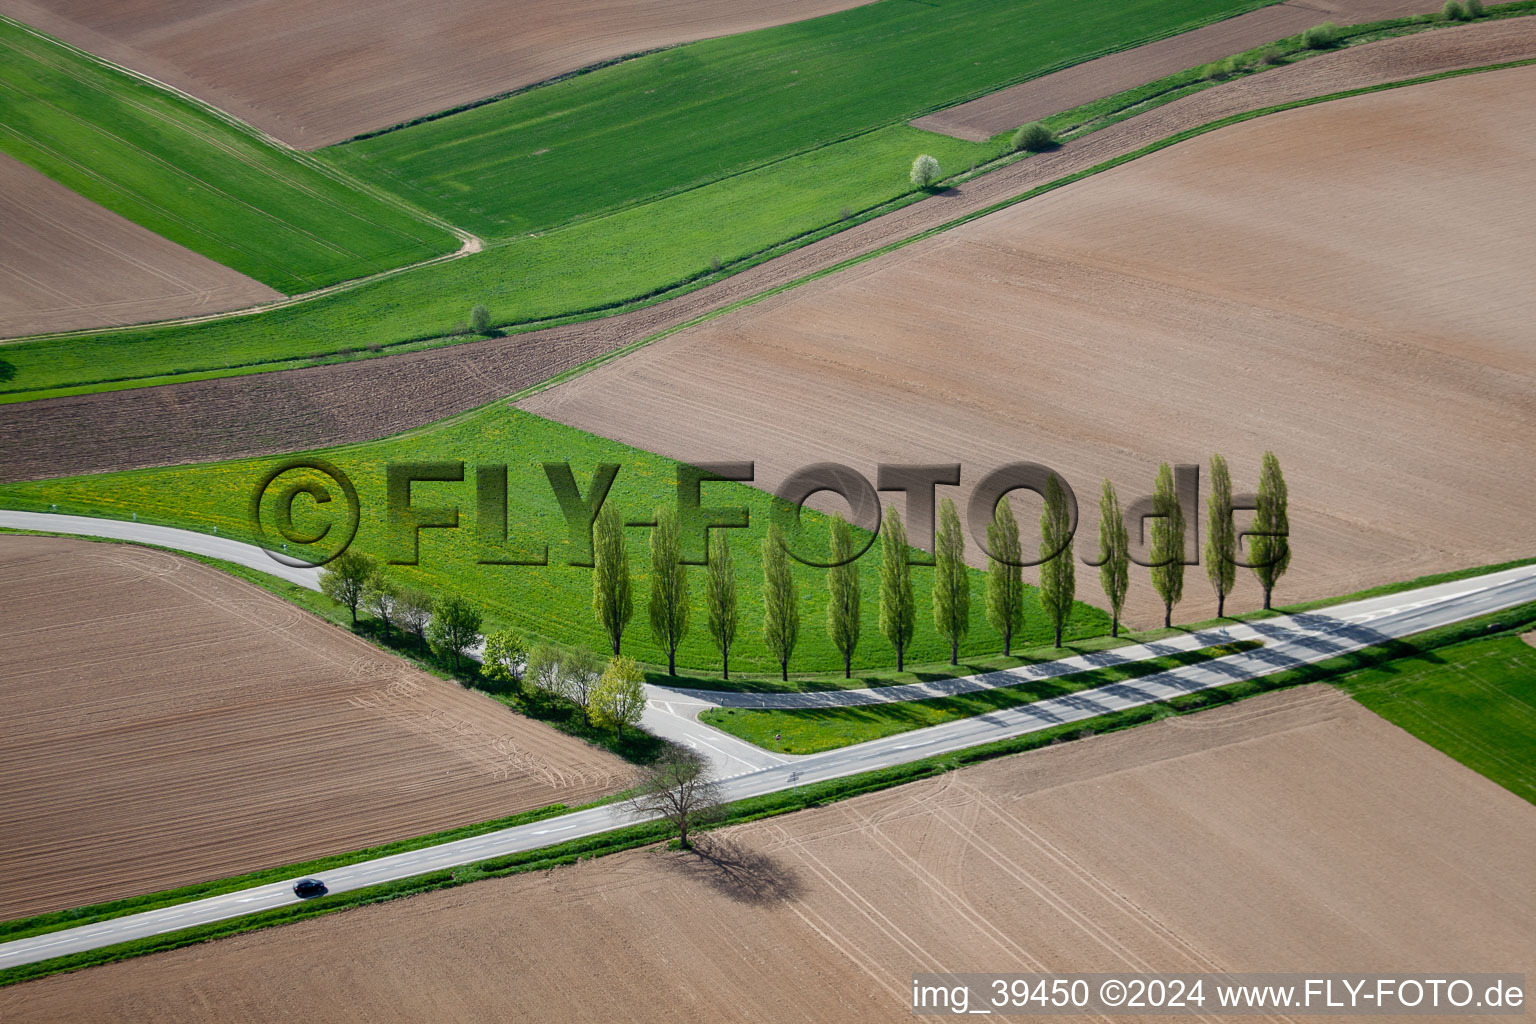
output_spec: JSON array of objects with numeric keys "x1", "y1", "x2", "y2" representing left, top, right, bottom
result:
[
  {"x1": 878, "y1": 505, "x2": 917, "y2": 670},
  {"x1": 1149, "y1": 462, "x2": 1185, "y2": 628},
  {"x1": 1038, "y1": 474, "x2": 1075, "y2": 648},
  {"x1": 1204, "y1": 454, "x2": 1237, "y2": 617},
  {"x1": 1098, "y1": 480, "x2": 1130, "y2": 637},
  {"x1": 648, "y1": 505, "x2": 689, "y2": 676},
  {"x1": 592, "y1": 501, "x2": 632, "y2": 655},
  {"x1": 984, "y1": 496, "x2": 1024, "y2": 655},
  {"x1": 826, "y1": 515, "x2": 861, "y2": 679},
  {"x1": 1250, "y1": 451, "x2": 1291, "y2": 609},
  {"x1": 705, "y1": 531, "x2": 739, "y2": 680},
  {"x1": 932, "y1": 498, "x2": 969, "y2": 665},
  {"x1": 761, "y1": 522, "x2": 799, "y2": 681}
]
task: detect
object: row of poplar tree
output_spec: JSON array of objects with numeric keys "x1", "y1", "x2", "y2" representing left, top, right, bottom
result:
[{"x1": 590, "y1": 452, "x2": 1288, "y2": 681}]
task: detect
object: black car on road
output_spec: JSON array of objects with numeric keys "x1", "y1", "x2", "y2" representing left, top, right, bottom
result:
[{"x1": 292, "y1": 878, "x2": 328, "y2": 899}]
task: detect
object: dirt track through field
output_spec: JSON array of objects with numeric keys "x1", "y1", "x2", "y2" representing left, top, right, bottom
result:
[
  {"x1": 0, "y1": 155, "x2": 280, "y2": 338},
  {"x1": 0, "y1": 0, "x2": 878, "y2": 148},
  {"x1": 0, "y1": 535, "x2": 626, "y2": 918},
  {"x1": 913, "y1": 0, "x2": 1430, "y2": 141},
  {"x1": 4, "y1": 686, "x2": 1530, "y2": 1021},
  {"x1": 1, "y1": 19, "x2": 1531, "y2": 486},
  {"x1": 524, "y1": 65, "x2": 1536, "y2": 628}
]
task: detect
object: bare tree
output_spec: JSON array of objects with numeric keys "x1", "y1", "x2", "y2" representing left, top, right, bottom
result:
[
  {"x1": 561, "y1": 647, "x2": 604, "y2": 724},
  {"x1": 363, "y1": 570, "x2": 397, "y2": 632},
  {"x1": 629, "y1": 747, "x2": 721, "y2": 850},
  {"x1": 395, "y1": 587, "x2": 433, "y2": 650}
]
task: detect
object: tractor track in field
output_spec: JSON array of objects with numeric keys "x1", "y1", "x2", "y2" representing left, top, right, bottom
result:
[{"x1": 2, "y1": 18, "x2": 1533, "y2": 483}]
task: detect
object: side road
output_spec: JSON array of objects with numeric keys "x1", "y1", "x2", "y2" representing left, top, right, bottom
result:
[
  {"x1": 0, "y1": 511, "x2": 786, "y2": 777},
  {"x1": 0, "y1": 513, "x2": 1531, "y2": 970},
  {"x1": 5, "y1": 19, "x2": 1534, "y2": 482}
]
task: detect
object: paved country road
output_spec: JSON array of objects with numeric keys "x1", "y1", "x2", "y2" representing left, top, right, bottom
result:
[{"x1": 1, "y1": 511, "x2": 1532, "y2": 970}]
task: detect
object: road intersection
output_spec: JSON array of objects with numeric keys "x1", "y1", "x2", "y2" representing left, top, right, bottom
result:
[{"x1": 0, "y1": 511, "x2": 1531, "y2": 971}]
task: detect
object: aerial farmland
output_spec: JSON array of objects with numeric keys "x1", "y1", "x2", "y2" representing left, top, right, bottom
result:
[{"x1": 0, "y1": 0, "x2": 1531, "y2": 1018}]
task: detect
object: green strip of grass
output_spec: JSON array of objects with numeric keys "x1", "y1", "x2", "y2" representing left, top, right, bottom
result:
[
  {"x1": 0, "y1": 412, "x2": 1111, "y2": 677},
  {"x1": 0, "y1": 18, "x2": 455, "y2": 292},
  {"x1": 700, "y1": 640, "x2": 1262, "y2": 753},
  {"x1": 5, "y1": 8, "x2": 1528, "y2": 399},
  {"x1": 6, "y1": 602, "x2": 1529, "y2": 989}
]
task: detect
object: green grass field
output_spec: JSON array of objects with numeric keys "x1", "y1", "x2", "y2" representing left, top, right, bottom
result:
[
  {"x1": 0, "y1": 0, "x2": 1274, "y2": 397},
  {"x1": 1335, "y1": 633, "x2": 1536, "y2": 803},
  {"x1": 327, "y1": 0, "x2": 1271, "y2": 237},
  {"x1": 0, "y1": 406, "x2": 1109, "y2": 676},
  {"x1": 0, "y1": 17, "x2": 456, "y2": 292},
  {"x1": 0, "y1": 125, "x2": 987, "y2": 397},
  {"x1": 700, "y1": 640, "x2": 1261, "y2": 753}
]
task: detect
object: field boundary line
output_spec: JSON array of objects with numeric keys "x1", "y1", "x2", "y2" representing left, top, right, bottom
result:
[
  {"x1": 505, "y1": 55, "x2": 1536, "y2": 407},
  {"x1": 3, "y1": 11, "x2": 1530, "y2": 386}
]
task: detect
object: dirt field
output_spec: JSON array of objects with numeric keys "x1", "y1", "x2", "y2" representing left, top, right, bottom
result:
[
  {"x1": 0, "y1": 155, "x2": 280, "y2": 339},
  {"x1": 2, "y1": 19, "x2": 1528, "y2": 486},
  {"x1": 0, "y1": 0, "x2": 876, "y2": 148},
  {"x1": 912, "y1": 0, "x2": 1431, "y2": 141},
  {"x1": 524, "y1": 65, "x2": 1536, "y2": 628},
  {"x1": 4, "y1": 686, "x2": 1529, "y2": 1021},
  {"x1": 0, "y1": 535, "x2": 625, "y2": 918}
]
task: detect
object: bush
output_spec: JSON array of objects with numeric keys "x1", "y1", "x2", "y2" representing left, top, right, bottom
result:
[
  {"x1": 1256, "y1": 44, "x2": 1284, "y2": 66},
  {"x1": 1466, "y1": 0, "x2": 1484, "y2": 14},
  {"x1": 1010, "y1": 122, "x2": 1056, "y2": 153},
  {"x1": 470, "y1": 303, "x2": 492, "y2": 334},
  {"x1": 1301, "y1": 21, "x2": 1342, "y2": 48},
  {"x1": 909, "y1": 153, "x2": 941, "y2": 189},
  {"x1": 1442, "y1": 0, "x2": 1468, "y2": 17}
]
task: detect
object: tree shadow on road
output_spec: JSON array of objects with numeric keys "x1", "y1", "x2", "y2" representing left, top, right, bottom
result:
[{"x1": 661, "y1": 835, "x2": 804, "y2": 905}]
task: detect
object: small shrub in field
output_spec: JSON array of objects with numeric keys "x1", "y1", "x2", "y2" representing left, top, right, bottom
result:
[
  {"x1": 1011, "y1": 121, "x2": 1056, "y2": 152},
  {"x1": 909, "y1": 153, "x2": 941, "y2": 189},
  {"x1": 1466, "y1": 0, "x2": 1484, "y2": 15},
  {"x1": 365, "y1": 342, "x2": 383, "y2": 352},
  {"x1": 1256, "y1": 44, "x2": 1284, "y2": 66},
  {"x1": 838, "y1": 205, "x2": 852, "y2": 220},
  {"x1": 1302, "y1": 22, "x2": 1342, "y2": 48},
  {"x1": 470, "y1": 303, "x2": 492, "y2": 334},
  {"x1": 1441, "y1": 0, "x2": 1468, "y2": 18},
  {"x1": 709, "y1": 255, "x2": 722, "y2": 273}
]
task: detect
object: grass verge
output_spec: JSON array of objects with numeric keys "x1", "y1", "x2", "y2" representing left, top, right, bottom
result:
[
  {"x1": 700, "y1": 641, "x2": 1262, "y2": 754},
  {"x1": 0, "y1": 803, "x2": 573, "y2": 946},
  {"x1": 4, "y1": 600, "x2": 1530, "y2": 988}
]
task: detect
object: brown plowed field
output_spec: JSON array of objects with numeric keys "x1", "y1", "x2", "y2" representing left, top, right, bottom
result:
[
  {"x1": 5, "y1": 687, "x2": 1530, "y2": 1021},
  {"x1": 912, "y1": 0, "x2": 1430, "y2": 141},
  {"x1": 0, "y1": 0, "x2": 876, "y2": 148},
  {"x1": 0, "y1": 155, "x2": 280, "y2": 339},
  {"x1": 523, "y1": 66, "x2": 1536, "y2": 628},
  {"x1": 0, "y1": 535, "x2": 626, "y2": 918},
  {"x1": 2, "y1": 19, "x2": 1530, "y2": 486}
]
